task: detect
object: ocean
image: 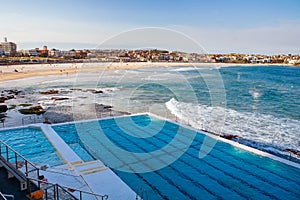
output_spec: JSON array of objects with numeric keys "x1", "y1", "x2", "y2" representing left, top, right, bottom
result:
[{"x1": 1, "y1": 64, "x2": 299, "y2": 159}]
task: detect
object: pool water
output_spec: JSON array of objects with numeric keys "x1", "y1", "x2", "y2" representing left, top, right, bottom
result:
[
  {"x1": 52, "y1": 124, "x2": 95, "y2": 162},
  {"x1": 0, "y1": 127, "x2": 64, "y2": 166},
  {"x1": 53, "y1": 115, "x2": 300, "y2": 200}
]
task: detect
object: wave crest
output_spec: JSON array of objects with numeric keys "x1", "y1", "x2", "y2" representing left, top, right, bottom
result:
[{"x1": 166, "y1": 98, "x2": 300, "y2": 155}]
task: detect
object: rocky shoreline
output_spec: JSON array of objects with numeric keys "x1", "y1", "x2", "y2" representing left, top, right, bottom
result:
[{"x1": 0, "y1": 89, "x2": 129, "y2": 127}]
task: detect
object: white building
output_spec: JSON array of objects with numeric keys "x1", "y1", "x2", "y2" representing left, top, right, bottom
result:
[
  {"x1": 49, "y1": 49, "x2": 61, "y2": 57},
  {"x1": 60, "y1": 50, "x2": 76, "y2": 57},
  {"x1": 0, "y1": 37, "x2": 17, "y2": 56}
]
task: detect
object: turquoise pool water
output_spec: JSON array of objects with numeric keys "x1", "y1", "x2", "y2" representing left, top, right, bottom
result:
[
  {"x1": 52, "y1": 125, "x2": 95, "y2": 162},
  {"x1": 53, "y1": 115, "x2": 300, "y2": 200},
  {"x1": 0, "y1": 127, "x2": 64, "y2": 166}
]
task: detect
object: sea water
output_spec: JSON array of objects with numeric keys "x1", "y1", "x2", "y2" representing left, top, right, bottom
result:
[{"x1": 0, "y1": 64, "x2": 299, "y2": 157}]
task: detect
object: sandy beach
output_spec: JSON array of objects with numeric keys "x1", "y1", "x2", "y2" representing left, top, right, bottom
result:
[{"x1": 0, "y1": 62, "x2": 293, "y2": 82}]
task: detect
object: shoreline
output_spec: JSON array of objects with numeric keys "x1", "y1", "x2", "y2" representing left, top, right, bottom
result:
[{"x1": 0, "y1": 62, "x2": 296, "y2": 82}]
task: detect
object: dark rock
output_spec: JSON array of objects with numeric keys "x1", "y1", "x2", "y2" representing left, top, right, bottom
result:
[
  {"x1": 0, "y1": 97, "x2": 6, "y2": 103},
  {"x1": 70, "y1": 88, "x2": 82, "y2": 91},
  {"x1": 6, "y1": 95, "x2": 15, "y2": 100},
  {"x1": 51, "y1": 97, "x2": 69, "y2": 101},
  {"x1": 40, "y1": 90, "x2": 59, "y2": 95},
  {"x1": 92, "y1": 90, "x2": 103, "y2": 94},
  {"x1": 0, "y1": 89, "x2": 21, "y2": 102},
  {"x1": 19, "y1": 105, "x2": 46, "y2": 115},
  {"x1": 0, "y1": 105, "x2": 8, "y2": 112},
  {"x1": 0, "y1": 113, "x2": 5, "y2": 122},
  {"x1": 85, "y1": 89, "x2": 103, "y2": 94},
  {"x1": 9, "y1": 105, "x2": 17, "y2": 109},
  {"x1": 44, "y1": 111, "x2": 73, "y2": 123},
  {"x1": 18, "y1": 103, "x2": 32, "y2": 107},
  {"x1": 221, "y1": 134, "x2": 238, "y2": 140},
  {"x1": 286, "y1": 149, "x2": 300, "y2": 156}
]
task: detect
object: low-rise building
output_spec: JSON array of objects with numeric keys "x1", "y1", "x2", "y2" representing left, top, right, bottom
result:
[
  {"x1": 61, "y1": 50, "x2": 76, "y2": 58},
  {"x1": 40, "y1": 46, "x2": 49, "y2": 57},
  {"x1": 29, "y1": 49, "x2": 40, "y2": 57},
  {"x1": 48, "y1": 49, "x2": 61, "y2": 57},
  {"x1": 0, "y1": 37, "x2": 17, "y2": 56}
]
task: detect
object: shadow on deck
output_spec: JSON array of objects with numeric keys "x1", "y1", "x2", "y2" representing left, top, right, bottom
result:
[{"x1": 0, "y1": 167, "x2": 37, "y2": 200}]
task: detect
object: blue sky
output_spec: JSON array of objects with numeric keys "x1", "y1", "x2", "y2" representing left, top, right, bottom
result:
[{"x1": 1, "y1": 0, "x2": 300, "y2": 54}]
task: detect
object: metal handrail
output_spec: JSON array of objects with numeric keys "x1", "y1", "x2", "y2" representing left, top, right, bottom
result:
[
  {"x1": 0, "y1": 192, "x2": 14, "y2": 200},
  {"x1": 0, "y1": 140, "x2": 39, "y2": 170},
  {"x1": 21, "y1": 116, "x2": 33, "y2": 126},
  {"x1": 21, "y1": 115, "x2": 45, "y2": 126},
  {"x1": 43, "y1": 183, "x2": 78, "y2": 200},
  {"x1": 0, "y1": 140, "x2": 40, "y2": 189},
  {"x1": 0, "y1": 120, "x2": 4, "y2": 128},
  {"x1": 0, "y1": 140, "x2": 108, "y2": 200},
  {"x1": 29, "y1": 178, "x2": 109, "y2": 200}
]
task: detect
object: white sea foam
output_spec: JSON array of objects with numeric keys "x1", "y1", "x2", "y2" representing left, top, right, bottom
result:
[
  {"x1": 249, "y1": 89, "x2": 263, "y2": 99},
  {"x1": 166, "y1": 98, "x2": 300, "y2": 153},
  {"x1": 171, "y1": 67, "x2": 198, "y2": 72}
]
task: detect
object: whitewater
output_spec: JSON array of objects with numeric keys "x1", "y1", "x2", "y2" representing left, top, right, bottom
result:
[{"x1": 166, "y1": 98, "x2": 299, "y2": 155}]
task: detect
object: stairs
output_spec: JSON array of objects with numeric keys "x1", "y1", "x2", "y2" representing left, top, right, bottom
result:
[{"x1": 73, "y1": 160, "x2": 108, "y2": 176}]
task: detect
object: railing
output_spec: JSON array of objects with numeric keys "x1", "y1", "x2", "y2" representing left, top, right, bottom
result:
[
  {"x1": 0, "y1": 140, "x2": 109, "y2": 200},
  {"x1": 0, "y1": 140, "x2": 41, "y2": 190},
  {"x1": 43, "y1": 184, "x2": 109, "y2": 200},
  {"x1": 0, "y1": 119, "x2": 4, "y2": 128},
  {"x1": 28, "y1": 178, "x2": 109, "y2": 200},
  {"x1": 0, "y1": 192, "x2": 14, "y2": 200},
  {"x1": 21, "y1": 115, "x2": 45, "y2": 126},
  {"x1": 42, "y1": 184, "x2": 78, "y2": 200},
  {"x1": 0, "y1": 115, "x2": 45, "y2": 128},
  {"x1": 73, "y1": 188, "x2": 108, "y2": 200},
  {"x1": 22, "y1": 115, "x2": 34, "y2": 126}
]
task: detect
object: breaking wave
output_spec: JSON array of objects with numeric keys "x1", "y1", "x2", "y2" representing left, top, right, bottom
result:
[{"x1": 166, "y1": 98, "x2": 300, "y2": 157}]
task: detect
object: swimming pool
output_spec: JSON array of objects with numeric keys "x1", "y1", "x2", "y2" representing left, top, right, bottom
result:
[
  {"x1": 52, "y1": 124, "x2": 95, "y2": 162},
  {"x1": 52, "y1": 114, "x2": 300, "y2": 199},
  {"x1": 0, "y1": 127, "x2": 64, "y2": 166}
]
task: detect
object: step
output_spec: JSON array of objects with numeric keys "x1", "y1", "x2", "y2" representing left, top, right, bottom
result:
[{"x1": 73, "y1": 160, "x2": 108, "y2": 176}]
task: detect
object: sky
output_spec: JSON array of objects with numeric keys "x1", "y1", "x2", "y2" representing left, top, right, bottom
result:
[{"x1": 0, "y1": 0, "x2": 300, "y2": 54}]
